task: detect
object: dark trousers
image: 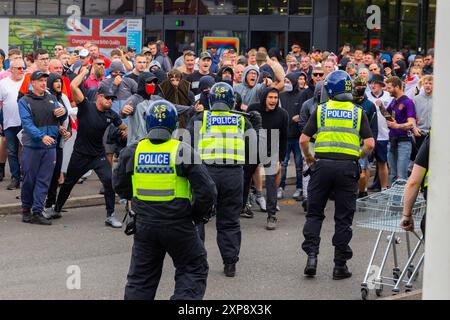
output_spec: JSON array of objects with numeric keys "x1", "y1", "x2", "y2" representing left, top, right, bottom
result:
[
  {"x1": 55, "y1": 151, "x2": 115, "y2": 216},
  {"x1": 280, "y1": 138, "x2": 303, "y2": 190},
  {"x1": 21, "y1": 147, "x2": 56, "y2": 214},
  {"x1": 243, "y1": 164, "x2": 258, "y2": 207},
  {"x1": 204, "y1": 166, "x2": 243, "y2": 265},
  {"x1": 124, "y1": 220, "x2": 208, "y2": 300},
  {"x1": 4, "y1": 126, "x2": 22, "y2": 180},
  {"x1": 45, "y1": 147, "x2": 63, "y2": 208},
  {"x1": 265, "y1": 172, "x2": 278, "y2": 217},
  {"x1": 302, "y1": 159, "x2": 360, "y2": 266}
]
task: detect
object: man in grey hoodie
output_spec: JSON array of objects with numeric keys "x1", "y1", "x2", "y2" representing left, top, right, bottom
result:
[
  {"x1": 413, "y1": 75, "x2": 433, "y2": 150},
  {"x1": 233, "y1": 65, "x2": 272, "y2": 110}
]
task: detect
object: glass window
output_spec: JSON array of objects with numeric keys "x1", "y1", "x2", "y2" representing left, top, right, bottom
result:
[
  {"x1": 198, "y1": 0, "x2": 247, "y2": 15},
  {"x1": 0, "y1": 1, "x2": 13, "y2": 15},
  {"x1": 110, "y1": 0, "x2": 135, "y2": 15},
  {"x1": 144, "y1": 30, "x2": 162, "y2": 46},
  {"x1": 60, "y1": 0, "x2": 83, "y2": 16},
  {"x1": 84, "y1": 0, "x2": 108, "y2": 16},
  {"x1": 198, "y1": 30, "x2": 247, "y2": 55},
  {"x1": 145, "y1": 0, "x2": 163, "y2": 14},
  {"x1": 37, "y1": 0, "x2": 59, "y2": 15},
  {"x1": 15, "y1": 0, "x2": 36, "y2": 15},
  {"x1": 289, "y1": 0, "x2": 312, "y2": 16},
  {"x1": 400, "y1": 22, "x2": 418, "y2": 50},
  {"x1": 401, "y1": 0, "x2": 419, "y2": 22},
  {"x1": 427, "y1": 0, "x2": 436, "y2": 50},
  {"x1": 371, "y1": 0, "x2": 397, "y2": 21},
  {"x1": 338, "y1": 0, "x2": 367, "y2": 49},
  {"x1": 288, "y1": 32, "x2": 311, "y2": 54},
  {"x1": 250, "y1": 0, "x2": 288, "y2": 15},
  {"x1": 137, "y1": 0, "x2": 145, "y2": 15},
  {"x1": 164, "y1": 0, "x2": 196, "y2": 15}
]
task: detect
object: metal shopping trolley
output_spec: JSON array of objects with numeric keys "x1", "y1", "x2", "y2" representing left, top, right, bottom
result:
[{"x1": 355, "y1": 180, "x2": 426, "y2": 300}]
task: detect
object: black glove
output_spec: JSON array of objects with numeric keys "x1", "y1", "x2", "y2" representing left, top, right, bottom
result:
[
  {"x1": 123, "y1": 204, "x2": 136, "y2": 236},
  {"x1": 248, "y1": 111, "x2": 262, "y2": 131},
  {"x1": 193, "y1": 204, "x2": 216, "y2": 225}
]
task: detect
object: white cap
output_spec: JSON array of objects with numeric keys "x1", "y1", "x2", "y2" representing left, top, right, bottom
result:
[{"x1": 79, "y1": 49, "x2": 90, "y2": 58}]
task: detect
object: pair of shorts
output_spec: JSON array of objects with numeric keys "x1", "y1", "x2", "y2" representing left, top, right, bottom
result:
[
  {"x1": 358, "y1": 157, "x2": 370, "y2": 170},
  {"x1": 374, "y1": 140, "x2": 388, "y2": 163},
  {"x1": 103, "y1": 125, "x2": 116, "y2": 154}
]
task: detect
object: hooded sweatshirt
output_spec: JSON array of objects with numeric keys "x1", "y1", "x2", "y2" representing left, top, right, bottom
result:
[
  {"x1": 233, "y1": 65, "x2": 266, "y2": 106},
  {"x1": 299, "y1": 82, "x2": 323, "y2": 135},
  {"x1": 248, "y1": 87, "x2": 289, "y2": 162},
  {"x1": 279, "y1": 72, "x2": 303, "y2": 139},
  {"x1": 153, "y1": 44, "x2": 172, "y2": 73}
]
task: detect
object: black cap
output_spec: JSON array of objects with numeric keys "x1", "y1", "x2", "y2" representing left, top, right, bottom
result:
[
  {"x1": 127, "y1": 46, "x2": 136, "y2": 52},
  {"x1": 30, "y1": 71, "x2": 49, "y2": 81},
  {"x1": 97, "y1": 86, "x2": 117, "y2": 99},
  {"x1": 200, "y1": 51, "x2": 212, "y2": 60}
]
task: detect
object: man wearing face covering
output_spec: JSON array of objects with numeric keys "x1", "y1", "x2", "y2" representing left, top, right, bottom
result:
[
  {"x1": 44, "y1": 73, "x2": 72, "y2": 211},
  {"x1": 352, "y1": 76, "x2": 378, "y2": 199}
]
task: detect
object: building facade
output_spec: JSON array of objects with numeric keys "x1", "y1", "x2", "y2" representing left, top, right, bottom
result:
[{"x1": 0, "y1": 0, "x2": 435, "y2": 60}]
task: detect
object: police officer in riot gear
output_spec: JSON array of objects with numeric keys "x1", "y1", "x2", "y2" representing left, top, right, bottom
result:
[
  {"x1": 300, "y1": 70, "x2": 375, "y2": 279},
  {"x1": 187, "y1": 82, "x2": 261, "y2": 277},
  {"x1": 113, "y1": 100, "x2": 217, "y2": 300}
]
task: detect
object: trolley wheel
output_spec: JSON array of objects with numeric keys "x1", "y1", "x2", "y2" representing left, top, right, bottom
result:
[
  {"x1": 407, "y1": 268, "x2": 419, "y2": 281},
  {"x1": 375, "y1": 285, "x2": 384, "y2": 297},
  {"x1": 361, "y1": 287, "x2": 369, "y2": 300},
  {"x1": 393, "y1": 269, "x2": 401, "y2": 283}
]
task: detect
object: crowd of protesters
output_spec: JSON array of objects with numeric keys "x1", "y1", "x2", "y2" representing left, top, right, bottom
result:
[{"x1": 0, "y1": 39, "x2": 433, "y2": 226}]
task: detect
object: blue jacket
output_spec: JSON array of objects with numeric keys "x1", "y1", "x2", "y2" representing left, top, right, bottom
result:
[{"x1": 18, "y1": 92, "x2": 67, "y2": 149}]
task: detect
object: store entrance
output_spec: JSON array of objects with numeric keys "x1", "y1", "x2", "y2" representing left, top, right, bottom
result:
[{"x1": 165, "y1": 30, "x2": 195, "y2": 63}]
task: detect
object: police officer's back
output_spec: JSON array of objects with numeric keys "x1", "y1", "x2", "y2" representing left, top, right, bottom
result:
[
  {"x1": 187, "y1": 82, "x2": 261, "y2": 278},
  {"x1": 113, "y1": 100, "x2": 217, "y2": 300},
  {"x1": 299, "y1": 70, "x2": 375, "y2": 280}
]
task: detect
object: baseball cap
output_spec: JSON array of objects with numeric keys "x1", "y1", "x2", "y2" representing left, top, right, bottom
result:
[
  {"x1": 127, "y1": 46, "x2": 136, "y2": 52},
  {"x1": 353, "y1": 76, "x2": 367, "y2": 87},
  {"x1": 30, "y1": 71, "x2": 49, "y2": 81},
  {"x1": 142, "y1": 47, "x2": 151, "y2": 54},
  {"x1": 79, "y1": 48, "x2": 90, "y2": 58},
  {"x1": 97, "y1": 86, "x2": 117, "y2": 99},
  {"x1": 200, "y1": 51, "x2": 212, "y2": 60}
]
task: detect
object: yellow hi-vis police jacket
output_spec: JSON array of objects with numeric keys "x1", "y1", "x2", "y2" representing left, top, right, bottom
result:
[
  {"x1": 314, "y1": 100, "x2": 362, "y2": 158},
  {"x1": 198, "y1": 110, "x2": 246, "y2": 163},
  {"x1": 132, "y1": 139, "x2": 192, "y2": 202}
]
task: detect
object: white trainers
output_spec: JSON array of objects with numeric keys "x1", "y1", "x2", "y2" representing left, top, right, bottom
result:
[
  {"x1": 256, "y1": 196, "x2": 267, "y2": 212},
  {"x1": 277, "y1": 187, "x2": 284, "y2": 200},
  {"x1": 105, "y1": 214, "x2": 123, "y2": 228},
  {"x1": 293, "y1": 189, "x2": 303, "y2": 201}
]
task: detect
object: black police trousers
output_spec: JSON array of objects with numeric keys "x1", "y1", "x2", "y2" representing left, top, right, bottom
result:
[
  {"x1": 302, "y1": 159, "x2": 360, "y2": 266},
  {"x1": 124, "y1": 220, "x2": 208, "y2": 300},
  {"x1": 204, "y1": 166, "x2": 243, "y2": 265}
]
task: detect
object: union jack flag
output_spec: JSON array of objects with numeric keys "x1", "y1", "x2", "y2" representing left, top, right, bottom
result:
[{"x1": 67, "y1": 18, "x2": 127, "y2": 49}]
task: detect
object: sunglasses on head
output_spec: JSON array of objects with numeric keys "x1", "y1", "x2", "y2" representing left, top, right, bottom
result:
[{"x1": 312, "y1": 72, "x2": 324, "y2": 77}]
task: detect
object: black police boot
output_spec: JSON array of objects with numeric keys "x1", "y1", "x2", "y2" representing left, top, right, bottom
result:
[
  {"x1": 224, "y1": 263, "x2": 236, "y2": 277},
  {"x1": 333, "y1": 264, "x2": 352, "y2": 280},
  {"x1": 301, "y1": 199, "x2": 308, "y2": 213},
  {"x1": 304, "y1": 254, "x2": 317, "y2": 276}
]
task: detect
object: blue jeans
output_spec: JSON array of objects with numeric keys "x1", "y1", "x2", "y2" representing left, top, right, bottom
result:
[
  {"x1": 4, "y1": 126, "x2": 22, "y2": 180},
  {"x1": 388, "y1": 140, "x2": 412, "y2": 184},
  {"x1": 280, "y1": 138, "x2": 303, "y2": 190}
]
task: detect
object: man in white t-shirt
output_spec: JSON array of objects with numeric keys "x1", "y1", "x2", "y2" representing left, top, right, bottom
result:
[
  {"x1": 0, "y1": 59, "x2": 25, "y2": 190},
  {"x1": 367, "y1": 74, "x2": 393, "y2": 190}
]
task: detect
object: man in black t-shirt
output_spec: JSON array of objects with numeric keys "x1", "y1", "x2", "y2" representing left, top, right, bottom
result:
[
  {"x1": 49, "y1": 68, "x2": 128, "y2": 228},
  {"x1": 401, "y1": 134, "x2": 430, "y2": 237}
]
